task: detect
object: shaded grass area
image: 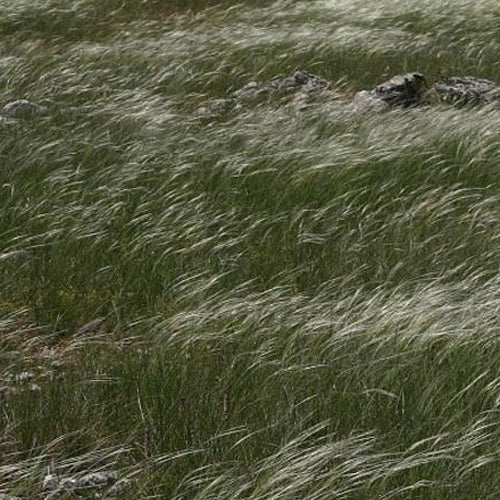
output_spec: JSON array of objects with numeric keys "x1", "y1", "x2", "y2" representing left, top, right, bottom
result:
[
  {"x1": 0, "y1": 0, "x2": 275, "y2": 43},
  {"x1": 0, "y1": 0, "x2": 500, "y2": 497}
]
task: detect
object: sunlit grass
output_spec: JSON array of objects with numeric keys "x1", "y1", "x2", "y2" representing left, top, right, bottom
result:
[{"x1": 0, "y1": 0, "x2": 499, "y2": 497}]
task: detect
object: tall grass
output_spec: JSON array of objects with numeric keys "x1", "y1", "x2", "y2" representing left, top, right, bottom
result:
[{"x1": 0, "y1": 0, "x2": 499, "y2": 497}]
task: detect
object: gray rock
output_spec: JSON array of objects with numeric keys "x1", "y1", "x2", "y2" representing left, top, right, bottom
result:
[
  {"x1": 351, "y1": 89, "x2": 390, "y2": 112},
  {"x1": 232, "y1": 70, "x2": 333, "y2": 104},
  {"x1": 353, "y1": 72, "x2": 426, "y2": 111},
  {"x1": 75, "y1": 471, "x2": 119, "y2": 488},
  {"x1": 375, "y1": 72, "x2": 426, "y2": 106},
  {"x1": 42, "y1": 472, "x2": 58, "y2": 491},
  {"x1": 232, "y1": 80, "x2": 265, "y2": 101},
  {"x1": 199, "y1": 71, "x2": 335, "y2": 118},
  {"x1": 0, "y1": 494, "x2": 22, "y2": 500},
  {"x1": 428, "y1": 76, "x2": 500, "y2": 106},
  {"x1": 1, "y1": 99, "x2": 47, "y2": 119},
  {"x1": 42, "y1": 470, "x2": 126, "y2": 498}
]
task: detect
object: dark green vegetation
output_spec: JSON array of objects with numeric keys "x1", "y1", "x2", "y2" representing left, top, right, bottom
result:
[{"x1": 0, "y1": 0, "x2": 499, "y2": 497}]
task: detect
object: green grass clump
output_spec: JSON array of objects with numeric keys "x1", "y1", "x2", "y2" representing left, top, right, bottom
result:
[{"x1": 0, "y1": 0, "x2": 499, "y2": 498}]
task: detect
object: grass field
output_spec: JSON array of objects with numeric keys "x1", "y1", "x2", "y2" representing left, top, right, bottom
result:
[{"x1": 0, "y1": 0, "x2": 499, "y2": 497}]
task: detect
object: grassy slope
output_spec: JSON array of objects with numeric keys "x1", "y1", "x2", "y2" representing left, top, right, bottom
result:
[{"x1": 0, "y1": 0, "x2": 499, "y2": 497}]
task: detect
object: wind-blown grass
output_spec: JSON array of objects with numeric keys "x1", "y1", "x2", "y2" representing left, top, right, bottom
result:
[{"x1": 0, "y1": 0, "x2": 499, "y2": 498}]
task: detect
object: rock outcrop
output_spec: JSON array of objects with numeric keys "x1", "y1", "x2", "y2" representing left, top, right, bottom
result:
[
  {"x1": 199, "y1": 70, "x2": 336, "y2": 117},
  {"x1": 233, "y1": 70, "x2": 334, "y2": 104},
  {"x1": 428, "y1": 76, "x2": 500, "y2": 106},
  {"x1": 198, "y1": 71, "x2": 500, "y2": 119},
  {"x1": 353, "y1": 72, "x2": 426, "y2": 111}
]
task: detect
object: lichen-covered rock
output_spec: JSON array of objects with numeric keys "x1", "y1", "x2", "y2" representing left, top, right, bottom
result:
[
  {"x1": 199, "y1": 70, "x2": 336, "y2": 118},
  {"x1": 353, "y1": 72, "x2": 426, "y2": 111},
  {"x1": 351, "y1": 89, "x2": 390, "y2": 112},
  {"x1": 428, "y1": 76, "x2": 500, "y2": 106},
  {"x1": 232, "y1": 70, "x2": 334, "y2": 105},
  {"x1": 42, "y1": 470, "x2": 128, "y2": 498},
  {"x1": 1, "y1": 99, "x2": 47, "y2": 119},
  {"x1": 375, "y1": 72, "x2": 426, "y2": 106},
  {"x1": 74, "y1": 471, "x2": 119, "y2": 489}
]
